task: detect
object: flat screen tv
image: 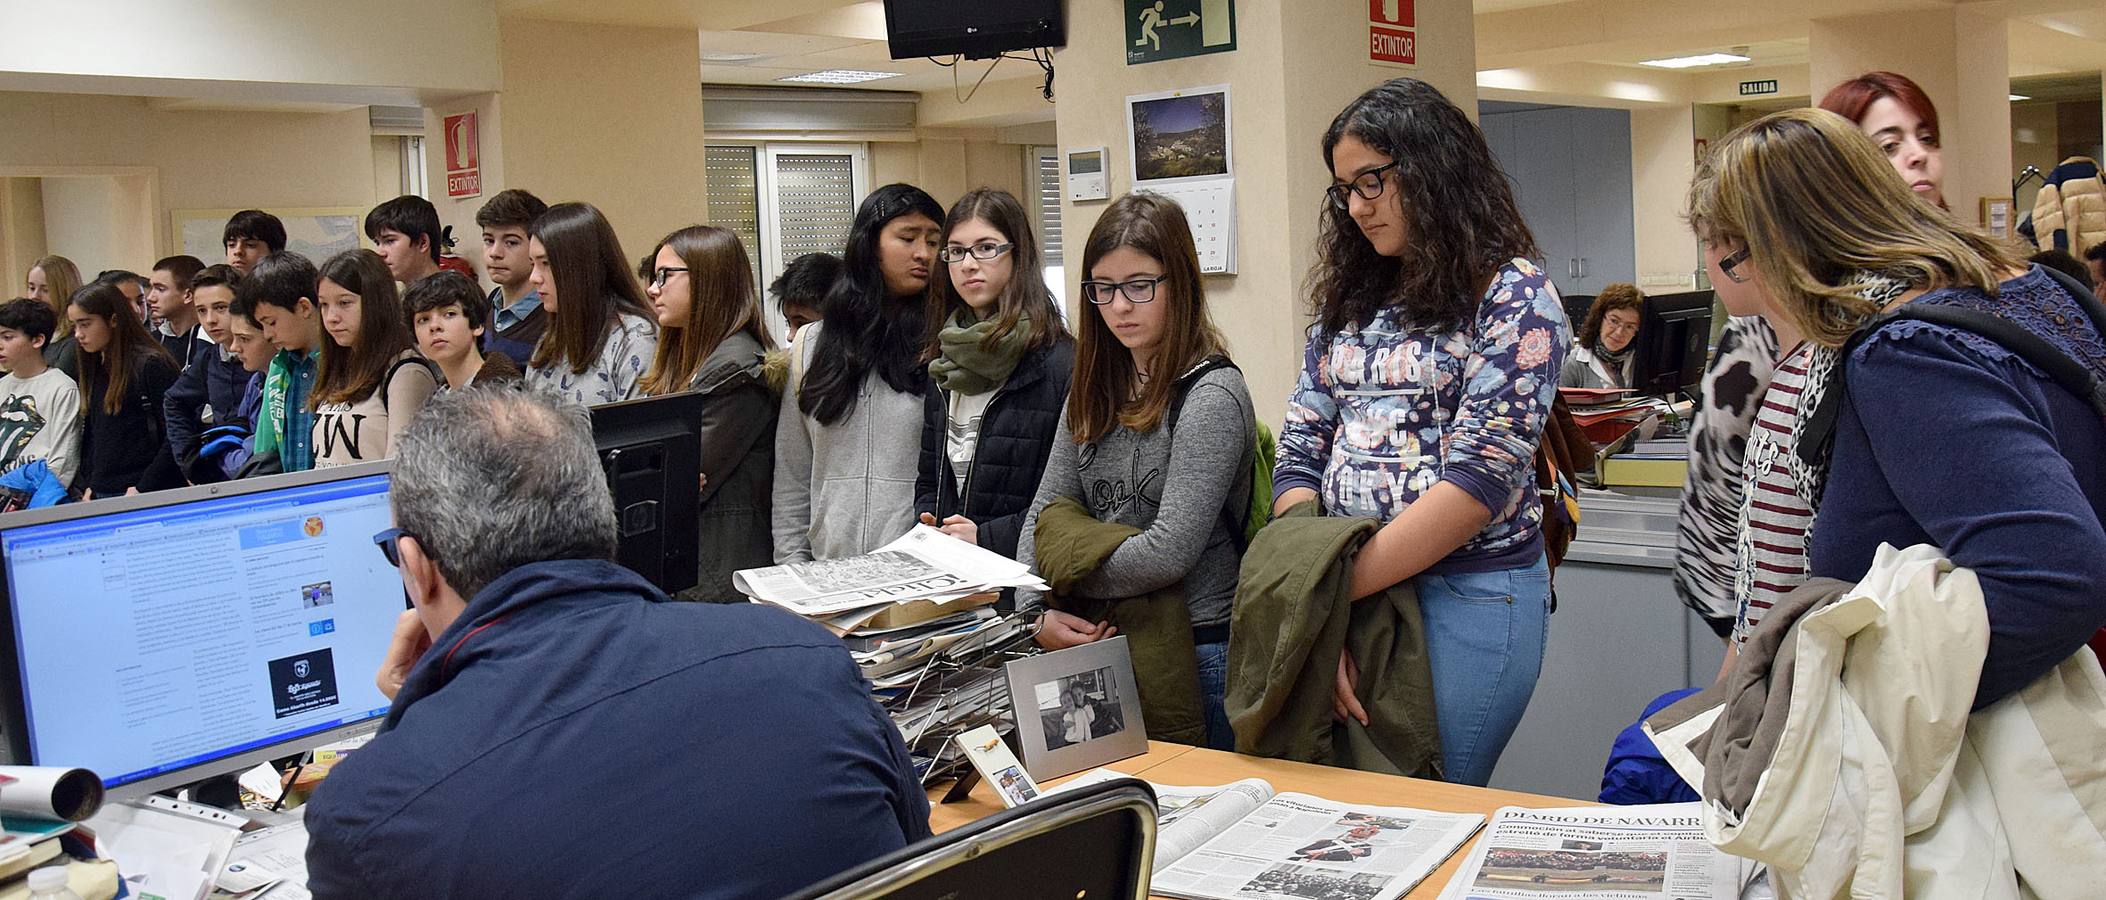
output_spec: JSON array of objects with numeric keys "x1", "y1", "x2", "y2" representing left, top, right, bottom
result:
[{"x1": 883, "y1": 0, "x2": 1065, "y2": 60}]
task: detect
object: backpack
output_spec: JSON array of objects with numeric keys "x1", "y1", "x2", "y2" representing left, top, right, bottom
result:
[
  {"x1": 1535, "y1": 393, "x2": 1592, "y2": 574},
  {"x1": 1166, "y1": 355, "x2": 1273, "y2": 553},
  {"x1": 1798, "y1": 265, "x2": 2106, "y2": 465}
]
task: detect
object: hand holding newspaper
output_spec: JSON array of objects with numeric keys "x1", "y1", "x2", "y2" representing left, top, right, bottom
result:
[
  {"x1": 1436, "y1": 803, "x2": 1762, "y2": 900},
  {"x1": 1053, "y1": 769, "x2": 1484, "y2": 900},
  {"x1": 733, "y1": 525, "x2": 1048, "y2": 618}
]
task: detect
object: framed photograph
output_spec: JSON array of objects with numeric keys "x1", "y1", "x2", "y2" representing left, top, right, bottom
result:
[
  {"x1": 1980, "y1": 197, "x2": 2013, "y2": 238},
  {"x1": 1005, "y1": 637, "x2": 1148, "y2": 780},
  {"x1": 1126, "y1": 84, "x2": 1233, "y2": 185}
]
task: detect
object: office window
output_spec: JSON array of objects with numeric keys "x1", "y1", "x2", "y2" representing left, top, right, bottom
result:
[
  {"x1": 1034, "y1": 146, "x2": 1067, "y2": 315},
  {"x1": 704, "y1": 145, "x2": 764, "y2": 287}
]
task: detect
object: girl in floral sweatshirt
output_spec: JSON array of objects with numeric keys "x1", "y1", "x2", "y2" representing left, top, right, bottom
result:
[{"x1": 1274, "y1": 78, "x2": 1570, "y2": 786}]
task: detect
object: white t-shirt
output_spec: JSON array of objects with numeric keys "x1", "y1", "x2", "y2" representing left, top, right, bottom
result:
[
  {"x1": 0, "y1": 368, "x2": 83, "y2": 487},
  {"x1": 945, "y1": 388, "x2": 998, "y2": 494}
]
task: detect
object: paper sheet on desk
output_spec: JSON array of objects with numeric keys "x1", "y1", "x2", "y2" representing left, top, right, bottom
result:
[
  {"x1": 88, "y1": 799, "x2": 241, "y2": 900},
  {"x1": 211, "y1": 819, "x2": 311, "y2": 900}
]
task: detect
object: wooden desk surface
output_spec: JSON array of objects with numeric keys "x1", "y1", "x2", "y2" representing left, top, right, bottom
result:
[{"x1": 925, "y1": 744, "x2": 1593, "y2": 899}]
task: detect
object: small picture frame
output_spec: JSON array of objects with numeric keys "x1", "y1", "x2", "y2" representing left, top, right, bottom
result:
[
  {"x1": 1980, "y1": 197, "x2": 2014, "y2": 238},
  {"x1": 1005, "y1": 637, "x2": 1149, "y2": 781}
]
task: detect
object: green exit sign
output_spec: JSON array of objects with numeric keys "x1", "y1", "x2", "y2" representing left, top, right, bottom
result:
[
  {"x1": 1126, "y1": 0, "x2": 1237, "y2": 65},
  {"x1": 1739, "y1": 79, "x2": 1780, "y2": 97}
]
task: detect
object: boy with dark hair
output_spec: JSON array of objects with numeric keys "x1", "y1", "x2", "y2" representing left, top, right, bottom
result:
[
  {"x1": 769, "y1": 252, "x2": 839, "y2": 343},
  {"x1": 405, "y1": 272, "x2": 520, "y2": 389},
  {"x1": 235, "y1": 253, "x2": 324, "y2": 473},
  {"x1": 2084, "y1": 242, "x2": 2106, "y2": 291},
  {"x1": 474, "y1": 189, "x2": 550, "y2": 367},
  {"x1": 161, "y1": 265, "x2": 253, "y2": 482},
  {"x1": 223, "y1": 210, "x2": 287, "y2": 274},
  {"x1": 365, "y1": 195, "x2": 445, "y2": 285},
  {"x1": 195, "y1": 292, "x2": 281, "y2": 480},
  {"x1": 0, "y1": 298, "x2": 81, "y2": 488},
  {"x1": 148, "y1": 255, "x2": 208, "y2": 362}
]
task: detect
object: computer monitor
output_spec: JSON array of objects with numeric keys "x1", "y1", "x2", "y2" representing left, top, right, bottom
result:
[
  {"x1": 1628, "y1": 290, "x2": 1715, "y2": 396},
  {"x1": 0, "y1": 462, "x2": 401, "y2": 800},
  {"x1": 590, "y1": 393, "x2": 703, "y2": 597}
]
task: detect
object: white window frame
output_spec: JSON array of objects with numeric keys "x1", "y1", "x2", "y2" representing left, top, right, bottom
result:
[
  {"x1": 399, "y1": 136, "x2": 429, "y2": 198},
  {"x1": 757, "y1": 142, "x2": 871, "y2": 287}
]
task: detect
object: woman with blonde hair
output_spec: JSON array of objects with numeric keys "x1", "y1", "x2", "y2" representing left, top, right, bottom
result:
[
  {"x1": 1691, "y1": 107, "x2": 2106, "y2": 707},
  {"x1": 23, "y1": 255, "x2": 82, "y2": 377}
]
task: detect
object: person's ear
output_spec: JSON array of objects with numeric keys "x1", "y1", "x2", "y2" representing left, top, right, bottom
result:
[
  {"x1": 297, "y1": 298, "x2": 317, "y2": 319},
  {"x1": 397, "y1": 535, "x2": 442, "y2": 609},
  {"x1": 30, "y1": 335, "x2": 45, "y2": 351}
]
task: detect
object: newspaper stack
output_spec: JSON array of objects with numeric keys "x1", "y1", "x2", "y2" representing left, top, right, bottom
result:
[
  {"x1": 1437, "y1": 803, "x2": 1761, "y2": 900},
  {"x1": 734, "y1": 525, "x2": 1048, "y2": 635}
]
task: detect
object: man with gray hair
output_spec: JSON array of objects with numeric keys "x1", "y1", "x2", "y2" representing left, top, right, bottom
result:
[{"x1": 303, "y1": 387, "x2": 930, "y2": 898}]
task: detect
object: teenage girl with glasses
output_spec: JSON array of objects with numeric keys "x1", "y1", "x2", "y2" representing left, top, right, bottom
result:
[{"x1": 1278, "y1": 77, "x2": 1570, "y2": 786}]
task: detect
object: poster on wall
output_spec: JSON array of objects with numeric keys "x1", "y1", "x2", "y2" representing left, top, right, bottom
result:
[
  {"x1": 444, "y1": 112, "x2": 482, "y2": 200},
  {"x1": 173, "y1": 208, "x2": 364, "y2": 264},
  {"x1": 1368, "y1": 0, "x2": 1417, "y2": 69},
  {"x1": 1126, "y1": 85, "x2": 1232, "y2": 185}
]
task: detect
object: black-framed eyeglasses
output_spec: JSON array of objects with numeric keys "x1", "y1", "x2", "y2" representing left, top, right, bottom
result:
[
  {"x1": 649, "y1": 266, "x2": 690, "y2": 288},
  {"x1": 1718, "y1": 247, "x2": 1752, "y2": 284},
  {"x1": 373, "y1": 527, "x2": 415, "y2": 568},
  {"x1": 938, "y1": 242, "x2": 1014, "y2": 264},
  {"x1": 1326, "y1": 161, "x2": 1401, "y2": 211},
  {"x1": 1081, "y1": 275, "x2": 1168, "y2": 306}
]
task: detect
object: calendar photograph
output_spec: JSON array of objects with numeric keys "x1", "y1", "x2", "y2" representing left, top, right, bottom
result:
[{"x1": 1127, "y1": 84, "x2": 1233, "y2": 185}]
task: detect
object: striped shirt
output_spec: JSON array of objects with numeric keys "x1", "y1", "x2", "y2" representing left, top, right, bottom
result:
[{"x1": 1732, "y1": 343, "x2": 1814, "y2": 645}]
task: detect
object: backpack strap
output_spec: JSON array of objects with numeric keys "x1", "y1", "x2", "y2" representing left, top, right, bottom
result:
[
  {"x1": 1165, "y1": 355, "x2": 1252, "y2": 553},
  {"x1": 380, "y1": 356, "x2": 445, "y2": 414},
  {"x1": 1799, "y1": 292, "x2": 2106, "y2": 468}
]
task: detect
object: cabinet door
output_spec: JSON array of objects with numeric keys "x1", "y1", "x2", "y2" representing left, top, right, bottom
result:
[
  {"x1": 1566, "y1": 107, "x2": 1637, "y2": 293},
  {"x1": 1502, "y1": 108, "x2": 1579, "y2": 295}
]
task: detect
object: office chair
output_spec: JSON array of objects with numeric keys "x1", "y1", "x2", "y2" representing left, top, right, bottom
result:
[{"x1": 787, "y1": 776, "x2": 1159, "y2": 900}]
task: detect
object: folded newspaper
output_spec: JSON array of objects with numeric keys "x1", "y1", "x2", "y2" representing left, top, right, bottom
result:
[
  {"x1": 1436, "y1": 803, "x2": 1762, "y2": 900},
  {"x1": 733, "y1": 525, "x2": 1048, "y2": 622},
  {"x1": 1054, "y1": 769, "x2": 1484, "y2": 900}
]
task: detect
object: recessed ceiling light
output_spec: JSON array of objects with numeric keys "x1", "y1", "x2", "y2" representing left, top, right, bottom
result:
[
  {"x1": 1638, "y1": 53, "x2": 1752, "y2": 69},
  {"x1": 701, "y1": 52, "x2": 768, "y2": 63},
  {"x1": 2009, "y1": 93, "x2": 2031, "y2": 101},
  {"x1": 775, "y1": 69, "x2": 903, "y2": 84}
]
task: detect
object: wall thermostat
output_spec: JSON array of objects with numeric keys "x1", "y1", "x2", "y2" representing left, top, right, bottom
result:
[{"x1": 1066, "y1": 147, "x2": 1109, "y2": 202}]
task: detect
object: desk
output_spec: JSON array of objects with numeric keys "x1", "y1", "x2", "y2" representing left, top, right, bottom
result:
[{"x1": 926, "y1": 744, "x2": 1587, "y2": 899}]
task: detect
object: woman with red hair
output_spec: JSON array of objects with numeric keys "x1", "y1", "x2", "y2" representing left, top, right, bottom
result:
[{"x1": 1820, "y1": 71, "x2": 1945, "y2": 209}]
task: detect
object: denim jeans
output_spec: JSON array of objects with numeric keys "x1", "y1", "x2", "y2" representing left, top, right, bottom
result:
[
  {"x1": 1194, "y1": 639, "x2": 1234, "y2": 751},
  {"x1": 1413, "y1": 556, "x2": 1551, "y2": 786}
]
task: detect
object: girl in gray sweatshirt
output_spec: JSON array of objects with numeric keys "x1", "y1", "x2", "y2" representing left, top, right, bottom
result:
[{"x1": 1017, "y1": 192, "x2": 1254, "y2": 750}]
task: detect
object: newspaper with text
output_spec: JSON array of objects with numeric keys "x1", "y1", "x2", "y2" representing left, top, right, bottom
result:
[
  {"x1": 1051, "y1": 769, "x2": 1483, "y2": 900},
  {"x1": 1436, "y1": 803, "x2": 1761, "y2": 900},
  {"x1": 733, "y1": 525, "x2": 1045, "y2": 616}
]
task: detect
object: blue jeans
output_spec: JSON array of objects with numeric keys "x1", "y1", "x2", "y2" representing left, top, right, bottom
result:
[
  {"x1": 1195, "y1": 640, "x2": 1234, "y2": 751},
  {"x1": 1413, "y1": 557, "x2": 1551, "y2": 786}
]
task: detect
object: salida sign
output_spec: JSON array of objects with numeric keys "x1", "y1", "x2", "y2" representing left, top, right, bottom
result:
[
  {"x1": 444, "y1": 112, "x2": 481, "y2": 199},
  {"x1": 1368, "y1": 0, "x2": 1416, "y2": 68}
]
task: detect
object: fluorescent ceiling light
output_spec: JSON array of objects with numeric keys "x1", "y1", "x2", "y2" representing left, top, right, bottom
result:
[
  {"x1": 701, "y1": 52, "x2": 767, "y2": 63},
  {"x1": 776, "y1": 69, "x2": 902, "y2": 84},
  {"x1": 1638, "y1": 53, "x2": 1751, "y2": 69},
  {"x1": 2009, "y1": 93, "x2": 2031, "y2": 101}
]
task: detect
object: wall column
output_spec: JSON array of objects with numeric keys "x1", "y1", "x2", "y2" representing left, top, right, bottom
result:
[{"x1": 1050, "y1": 0, "x2": 1477, "y2": 425}]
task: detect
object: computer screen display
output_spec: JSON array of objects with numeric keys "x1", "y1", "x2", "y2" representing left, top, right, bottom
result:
[{"x1": 0, "y1": 469, "x2": 400, "y2": 794}]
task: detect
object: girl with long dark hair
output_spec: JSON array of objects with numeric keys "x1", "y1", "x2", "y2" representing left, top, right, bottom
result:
[
  {"x1": 522, "y1": 202, "x2": 659, "y2": 405},
  {"x1": 914, "y1": 188, "x2": 1074, "y2": 561},
  {"x1": 1016, "y1": 191, "x2": 1255, "y2": 750},
  {"x1": 68, "y1": 282, "x2": 180, "y2": 498},
  {"x1": 1276, "y1": 77, "x2": 1569, "y2": 785},
  {"x1": 641, "y1": 225, "x2": 779, "y2": 596},
  {"x1": 311, "y1": 249, "x2": 437, "y2": 466},
  {"x1": 772, "y1": 183, "x2": 943, "y2": 562}
]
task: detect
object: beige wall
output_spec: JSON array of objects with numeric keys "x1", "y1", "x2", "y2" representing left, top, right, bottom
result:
[
  {"x1": 1052, "y1": 0, "x2": 1478, "y2": 424},
  {"x1": 2013, "y1": 101, "x2": 2062, "y2": 187},
  {"x1": 39, "y1": 174, "x2": 156, "y2": 278},
  {"x1": 2, "y1": 178, "x2": 49, "y2": 293},
  {"x1": 496, "y1": 18, "x2": 705, "y2": 266},
  {"x1": 0, "y1": 92, "x2": 378, "y2": 257},
  {"x1": 1630, "y1": 107, "x2": 1698, "y2": 291},
  {"x1": 0, "y1": 0, "x2": 499, "y2": 95},
  {"x1": 867, "y1": 132, "x2": 1031, "y2": 210},
  {"x1": 421, "y1": 92, "x2": 505, "y2": 287}
]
